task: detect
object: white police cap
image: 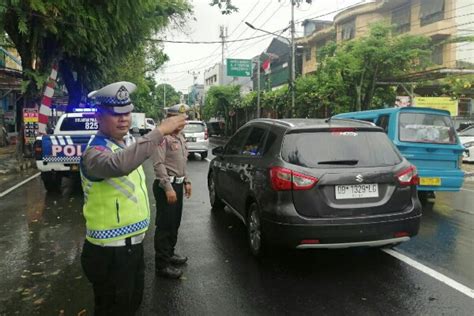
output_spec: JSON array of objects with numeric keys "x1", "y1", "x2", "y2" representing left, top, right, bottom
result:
[
  {"x1": 167, "y1": 103, "x2": 190, "y2": 116},
  {"x1": 88, "y1": 81, "x2": 136, "y2": 114}
]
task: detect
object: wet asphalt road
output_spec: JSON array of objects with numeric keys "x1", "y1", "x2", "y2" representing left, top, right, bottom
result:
[{"x1": 0, "y1": 140, "x2": 473, "y2": 315}]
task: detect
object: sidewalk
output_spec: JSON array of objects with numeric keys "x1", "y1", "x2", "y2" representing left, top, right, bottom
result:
[{"x1": 0, "y1": 144, "x2": 35, "y2": 175}]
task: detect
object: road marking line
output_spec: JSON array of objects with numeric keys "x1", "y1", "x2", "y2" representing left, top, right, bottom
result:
[
  {"x1": 205, "y1": 158, "x2": 211, "y2": 163},
  {"x1": 383, "y1": 248, "x2": 474, "y2": 299},
  {"x1": 461, "y1": 188, "x2": 474, "y2": 193},
  {"x1": 0, "y1": 172, "x2": 41, "y2": 198}
]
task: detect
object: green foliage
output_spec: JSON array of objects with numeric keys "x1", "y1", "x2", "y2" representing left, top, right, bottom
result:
[
  {"x1": 209, "y1": 0, "x2": 238, "y2": 15},
  {"x1": 203, "y1": 85, "x2": 240, "y2": 135},
  {"x1": 319, "y1": 23, "x2": 431, "y2": 112},
  {"x1": 1, "y1": 0, "x2": 191, "y2": 96}
]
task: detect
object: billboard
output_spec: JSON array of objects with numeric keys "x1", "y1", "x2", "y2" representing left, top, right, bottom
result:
[{"x1": 414, "y1": 97, "x2": 458, "y2": 116}]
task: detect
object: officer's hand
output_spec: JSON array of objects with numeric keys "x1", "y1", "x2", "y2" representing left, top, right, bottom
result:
[
  {"x1": 185, "y1": 183, "x2": 192, "y2": 198},
  {"x1": 165, "y1": 189, "x2": 178, "y2": 204},
  {"x1": 158, "y1": 115, "x2": 186, "y2": 135}
]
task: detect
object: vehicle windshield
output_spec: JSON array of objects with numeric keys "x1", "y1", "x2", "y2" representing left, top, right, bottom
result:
[
  {"x1": 459, "y1": 127, "x2": 474, "y2": 137},
  {"x1": 281, "y1": 131, "x2": 402, "y2": 168},
  {"x1": 184, "y1": 123, "x2": 205, "y2": 133},
  {"x1": 399, "y1": 113, "x2": 456, "y2": 144},
  {"x1": 59, "y1": 115, "x2": 98, "y2": 131}
]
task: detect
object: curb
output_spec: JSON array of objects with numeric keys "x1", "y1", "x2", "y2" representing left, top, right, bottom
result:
[{"x1": 0, "y1": 159, "x2": 35, "y2": 175}]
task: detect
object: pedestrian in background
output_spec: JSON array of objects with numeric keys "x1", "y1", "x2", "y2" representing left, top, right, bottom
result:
[
  {"x1": 80, "y1": 81, "x2": 185, "y2": 315},
  {"x1": 152, "y1": 104, "x2": 192, "y2": 279}
]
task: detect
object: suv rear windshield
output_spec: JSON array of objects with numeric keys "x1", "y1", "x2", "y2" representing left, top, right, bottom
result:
[
  {"x1": 184, "y1": 123, "x2": 205, "y2": 133},
  {"x1": 281, "y1": 130, "x2": 402, "y2": 168},
  {"x1": 59, "y1": 115, "x2": 98, "y2": 131},
  {"x1": 399, "y1": 112, "x2": 456, "y2": 144}
]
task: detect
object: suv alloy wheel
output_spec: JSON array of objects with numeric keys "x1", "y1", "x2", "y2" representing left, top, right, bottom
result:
[
  {"x1": 208, "y1": 173, "x2": 225, "y2": 210},
  {"x1": 247, "y1": 202, "x2": 265, "y2": 257}
]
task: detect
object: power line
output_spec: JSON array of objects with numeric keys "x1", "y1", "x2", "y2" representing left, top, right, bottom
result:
[{"x1": 151, "y1": 33, "x2": 271, "y2": 44}]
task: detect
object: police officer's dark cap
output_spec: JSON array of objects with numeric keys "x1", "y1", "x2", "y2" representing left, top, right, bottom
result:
[{"x1": 88, "y1": 81, "x2": 136, "y2": 114}]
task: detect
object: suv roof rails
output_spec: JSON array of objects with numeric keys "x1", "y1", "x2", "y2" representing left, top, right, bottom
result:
[
  {"x1": 329, "y1": 117, "x2": 376, "y2": 126},
  {"x1": 252, "y1": 118, "x2": 294, "y2": 127}
]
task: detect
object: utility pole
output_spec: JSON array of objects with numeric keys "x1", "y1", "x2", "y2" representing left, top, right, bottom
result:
[
  {"x1": 219, "y1": 26, "x2": 227, "y2": 85},
  {"x1": 290, "y1": 0, "x2": 296, "y2": 118},
  {"x1": 257, "y1": 57, "x2": 261, "y2": 119},
  {"x1": 164, "y1": 85, "x2": 167, "y2": 109},
  {"x1": 188, "y1": 70, "x2": 200, "y2": 118}
]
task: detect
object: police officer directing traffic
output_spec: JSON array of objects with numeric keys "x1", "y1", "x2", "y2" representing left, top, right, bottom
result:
[
  {"x1": 80, "y1": 81, "x2": 185, "y2": 315},
  {"x1": 152, "y1": 104, "x2": 191, "y2": 279}
]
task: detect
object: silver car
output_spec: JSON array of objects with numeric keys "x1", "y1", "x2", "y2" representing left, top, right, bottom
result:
[{"x1": 183, "y1": 120, "x2": 209, "y2": 159}]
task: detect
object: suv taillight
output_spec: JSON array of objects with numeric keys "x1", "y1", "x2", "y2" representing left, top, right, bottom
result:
[
  {"x1": 33, "y1": 140, "x2": 42, "y2": 160},
  {"x1": 269, "y1": 166, "x2": 318, "y2": 191},
  {"x1": 396, "y1": 165, "x2": 419, "y2": 186},
  {"x1": 204, "y1": 127, "x2": 208, "y2": 140}
]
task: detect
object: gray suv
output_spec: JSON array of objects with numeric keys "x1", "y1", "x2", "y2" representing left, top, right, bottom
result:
[{"x1": 208, "y1": 119, "x2": 422, "y2": 257}]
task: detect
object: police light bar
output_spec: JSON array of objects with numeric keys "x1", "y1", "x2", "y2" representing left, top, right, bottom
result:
[{"x1": 73, "y1": 108, "x2": 97, "y2": 113}]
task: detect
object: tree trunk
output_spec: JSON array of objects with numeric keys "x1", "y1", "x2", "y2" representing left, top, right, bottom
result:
[
  {"x1": 363, "y1": 64, "x2": 379, "y2": 110},
  {"x1": 60, "y1": 60, "x2": 83, "y2": 112}
]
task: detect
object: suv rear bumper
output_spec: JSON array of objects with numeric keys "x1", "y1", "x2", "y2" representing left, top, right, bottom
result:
[{"x1": 261, "y1": 214, "x2": 421, "y2": 249}]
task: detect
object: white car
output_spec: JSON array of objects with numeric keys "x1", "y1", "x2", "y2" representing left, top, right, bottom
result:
[
  {"x1": 146, "y1": 117, "x2": 156, "y2": 133},
  {"x1": 458, "y1": 126, "x2": 474, "y2": 162},
  {"x1": 183, "y1": 121, "x2": 209, "y2": 159}
]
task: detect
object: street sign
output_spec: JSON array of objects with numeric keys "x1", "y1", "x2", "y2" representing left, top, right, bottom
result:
[{"x1": 227, "y1": 59, "x2": 252, "y2": 77}]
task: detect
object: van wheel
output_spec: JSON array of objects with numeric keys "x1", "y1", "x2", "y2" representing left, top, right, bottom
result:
[
  {"x1": 418, "y1": 191, "x2": 435, "y2": 204},
  {"x1": 247, "y1": 202, "x2": 266, "y2": 257},
  {"x1": 200, "y1": 151, "x2": 208, "y2": 159},
  {"x1": 41, "y1": 172, "x2": 62, "y2": 192},
  {"x1": 208, "y1": 173, "x2": 224, "y2": 210}
]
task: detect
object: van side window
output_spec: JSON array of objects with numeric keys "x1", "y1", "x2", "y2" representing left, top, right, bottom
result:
[{"x1": 376, "y1": 115, "x2": 390, "y2": 133}]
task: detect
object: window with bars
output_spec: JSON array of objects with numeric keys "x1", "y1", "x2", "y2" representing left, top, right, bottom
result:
[
  {"x1": 304, "y1": 47, "x2": 311, "y2": 61},
  {"x1": 340, "y1": 19, "x2": 355, "y2": 41},
  {"x1": 431, "y1": 43, "x2": 444, "y2": 65},
  {"x1": 420, "y1": 0, "x2": 444, "y2": 26},
  {"x1": 392, "y1": 5, "x2": 411, "y2": 35}
]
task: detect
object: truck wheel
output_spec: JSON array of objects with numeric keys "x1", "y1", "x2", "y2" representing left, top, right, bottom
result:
[{"x1": 41, "y1": 172, "x2": 62, "y2": 192}]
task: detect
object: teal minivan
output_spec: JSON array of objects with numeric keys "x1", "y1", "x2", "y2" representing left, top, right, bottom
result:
[{"x1": 333, "y1": 107, "x2": 465, "y2": 194}]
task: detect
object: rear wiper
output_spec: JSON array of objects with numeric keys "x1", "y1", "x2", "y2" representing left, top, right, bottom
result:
[{"x1": 318, "y1": 160, "x2": 359, "y2": 165}]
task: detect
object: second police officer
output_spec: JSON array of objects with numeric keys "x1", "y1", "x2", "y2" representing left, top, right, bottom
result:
[{"x1": 152, "y1": 104, "x2": 192, "y2": 279}]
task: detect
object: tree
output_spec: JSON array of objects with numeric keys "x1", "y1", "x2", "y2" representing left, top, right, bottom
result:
[
  {"x1": 318, "y1": 23, "x2": 431, "y2": 112},
  {"x1": 203, "y1": 85, "x2": 240, "y2": 136},
  {"x1": 1, "y1": 0, "x2": 190, "y2": 152}
]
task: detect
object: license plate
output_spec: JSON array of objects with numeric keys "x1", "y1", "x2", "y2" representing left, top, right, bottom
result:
[
  {"x1": 186, "y1": 137, "x2": 196, "y2": 142},
  {"x1": 419, "y1": 177, "x2": 441, "y2": 186},
  {"x1": 335, "y1": 184, "x2": 379, "y2": 200}
]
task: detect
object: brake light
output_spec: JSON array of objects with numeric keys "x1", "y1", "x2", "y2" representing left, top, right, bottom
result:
[
  {"x1": 269, "y1": 166, "x2": 318, "y2": 191},
  {"x1": 396, "y1": 165, "x2": 419, "y2": 186},
  {"x1": 394, "y1": 231, "x2": 409, "y2": 238},
  {"x1": 33, "y1": 140, "x2": 42, "y2": 160},
  {"x1": 300, "y1": 239, "x2": 320, "y2": 245},
  {"x1": 204, "y1": 127, "x2": 208, "y2": 140},
  {"x1": 329, "y1": 127, "x2": 356, "y2": 132}
]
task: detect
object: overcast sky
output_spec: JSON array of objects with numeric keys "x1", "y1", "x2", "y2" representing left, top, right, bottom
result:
[{"x1": 156, "y1": 0, "x2": 364, "y2": 92}]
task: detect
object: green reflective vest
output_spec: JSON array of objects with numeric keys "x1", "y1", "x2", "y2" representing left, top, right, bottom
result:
[{"x1": 80, "y1": 136, "x2": 150, "y2": 245}]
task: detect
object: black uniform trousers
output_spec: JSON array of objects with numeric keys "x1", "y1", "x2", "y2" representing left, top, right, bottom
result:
[
  {"x1": 81, "y1": 238, "x2": 144, "y2": 316},
  {"x1": 153, "y1": 180, "x2": 184, "y2": 269}
]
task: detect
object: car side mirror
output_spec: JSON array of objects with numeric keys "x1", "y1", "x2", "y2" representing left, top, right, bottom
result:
[{"x1": 212, "y1": 146, "x2": 224, "y2": 156}]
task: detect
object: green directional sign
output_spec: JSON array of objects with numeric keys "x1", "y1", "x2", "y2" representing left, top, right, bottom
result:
[{"x1": 227, "y1": 58, "x2": 252, "y2": 77}]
